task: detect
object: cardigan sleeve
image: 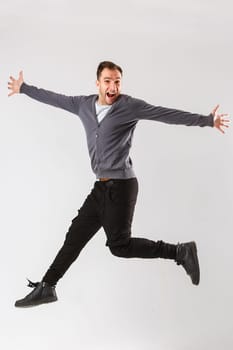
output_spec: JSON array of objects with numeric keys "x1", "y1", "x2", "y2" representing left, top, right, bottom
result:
[
  {"x1": 130, "y1": 97, "x2": 214, "y2": 127},
  {"x1": 20, "y1": 82, "x2": 84, "y2": 116}
]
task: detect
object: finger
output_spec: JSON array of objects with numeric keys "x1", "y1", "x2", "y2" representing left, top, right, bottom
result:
[
  {"x1": 212, "y1": 104, "x2": 220, "y2": 115},
  {"x1": 219, "y1": 113, "x2": 229, "y2": 117},
  {"x1": 19, "y1": 70, "x2": 23, "y2": 79},
  {"x1": 222, "y1": 124, "x2": 229, "y2": 128},
  {"x1": 218, "y1": 116, "x2": 229, "y2": 122},
  {"x1": 8, "y1": 92, "x2": 14, "y2": 97},
  {"x1": 9, "y1": 76, "x2": 15, "y2": 82},
  {"x1": 219, "y1": 124, "x2": 227, "y2": 130},
  {"x1": 216, "y1": 117, "x2": 230, "y2": 123},
  {"x1": 218, "y1": 126, "x2": 225, "y2": 134}
]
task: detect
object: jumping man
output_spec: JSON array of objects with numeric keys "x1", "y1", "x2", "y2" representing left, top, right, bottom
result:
[{"x1": 8, "y1": 61, "x2": 229, "y2": 307}]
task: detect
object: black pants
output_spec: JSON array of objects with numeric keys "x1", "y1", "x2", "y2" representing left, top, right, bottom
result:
[{"x1": 42, "y1": 178, "x2": 176, "y2": 285}]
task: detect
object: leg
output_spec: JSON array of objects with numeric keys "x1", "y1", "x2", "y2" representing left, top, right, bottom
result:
[
  {"x1": 109, "y1": 238, "x2": 176, "y2": 259},
  {"x1": 102, "y1": 178, "x2": 199, "y2": 285},
  {"x1": 42, "y1": 187, "x2": 102, "y2": 285},
  {"x1": 15, "y1": 183, "x2": 102, "y2": 307},
  {"x1": 102, "y1": 178, "x2": 176, "y2": 259}
]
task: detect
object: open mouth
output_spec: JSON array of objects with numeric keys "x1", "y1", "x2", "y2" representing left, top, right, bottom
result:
[{"x1": 106, "y1": 92, "x2": 116, "y2": 98}]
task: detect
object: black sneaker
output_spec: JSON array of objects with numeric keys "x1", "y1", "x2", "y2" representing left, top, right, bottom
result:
[
  {"x1": 15, "y1": 279, "x2": 58, "y2": 308},
  {"x1": 176, "y1": 242, "x2": 200, "y2": 285}
]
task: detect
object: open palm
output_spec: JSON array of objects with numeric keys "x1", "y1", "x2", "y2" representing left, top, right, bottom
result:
[
  {"x1": 8, "y1": 71, "x2": 24, "y2": 96},
  {"x1": 211, "y1": 104, "x2": 230, "y2": 134}
]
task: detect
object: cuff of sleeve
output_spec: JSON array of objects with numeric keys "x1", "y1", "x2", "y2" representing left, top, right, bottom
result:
[
  {"x1": 20, "y1": 82, "x2": 27, "y2": 93},
  {"x1": 208, "y1": 113, "x2": 214, "y2": 127}
]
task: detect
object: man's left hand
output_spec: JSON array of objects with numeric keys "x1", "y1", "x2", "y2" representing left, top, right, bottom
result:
[{"x1": 211, "y1": 105, "x2": 230, "y2": 134}]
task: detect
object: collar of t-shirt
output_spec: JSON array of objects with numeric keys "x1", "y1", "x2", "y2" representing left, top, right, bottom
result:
[{"x1": 95, "y1": 102, "x2": 112, "y2": 124}]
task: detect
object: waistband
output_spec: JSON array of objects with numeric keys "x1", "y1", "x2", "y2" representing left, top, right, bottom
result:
[{"x1": 97, "y1": 177, "x2": 137, "y2": 188}]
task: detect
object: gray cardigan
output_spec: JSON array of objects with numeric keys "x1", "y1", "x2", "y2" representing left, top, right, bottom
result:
[{"x1": 20, "y1": 83, "x2": 214, "y2": 179}]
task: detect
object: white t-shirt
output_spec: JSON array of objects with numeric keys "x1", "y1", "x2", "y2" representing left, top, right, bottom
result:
[{"x1": 95, "y1": 102, "x2": 112, "y2": 124}]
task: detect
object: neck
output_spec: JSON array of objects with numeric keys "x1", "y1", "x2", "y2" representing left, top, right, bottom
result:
[{"x1": 97, "y1": 96, "x2": 108, "y2": 106}]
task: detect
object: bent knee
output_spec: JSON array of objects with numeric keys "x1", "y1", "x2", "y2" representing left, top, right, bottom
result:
[{"x1": 109, "y1": 243, "x2": 129, "y2": 258}]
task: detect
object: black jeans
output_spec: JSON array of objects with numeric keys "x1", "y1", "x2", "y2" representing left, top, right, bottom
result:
[{"x1": 42, "y1": 178, "x2": 176, "y2": 285}]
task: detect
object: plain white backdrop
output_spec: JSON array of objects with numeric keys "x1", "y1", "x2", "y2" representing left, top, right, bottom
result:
[{"x1": 1, "y1": 1, "x2": 232, "y2": 349}]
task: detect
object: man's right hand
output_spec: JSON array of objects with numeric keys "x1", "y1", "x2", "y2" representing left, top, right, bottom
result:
[{"x1": 8, "y1": 71, "x2": 24, "y2": 96}]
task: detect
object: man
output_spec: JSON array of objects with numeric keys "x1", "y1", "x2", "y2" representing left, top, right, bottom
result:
[{"x1": 8, "y1": 61, "x2": 229, "y2": 308}]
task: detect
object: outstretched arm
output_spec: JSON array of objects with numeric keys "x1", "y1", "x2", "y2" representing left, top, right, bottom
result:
[
  {"x1": 8, "y1": 71, "x2": 82, "y2": 116},
  {"x1": 132, "y1": 97, "x2": 230, "y2": 132}
]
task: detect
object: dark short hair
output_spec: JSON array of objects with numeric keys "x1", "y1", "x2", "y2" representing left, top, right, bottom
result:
[{"x1": 97, "y1": 61, "x2": 123, "y2": 80}]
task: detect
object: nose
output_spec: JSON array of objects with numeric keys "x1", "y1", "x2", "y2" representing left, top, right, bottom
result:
[{"x1": 109, "y1": 81, "x2": 117, "y2": 91}]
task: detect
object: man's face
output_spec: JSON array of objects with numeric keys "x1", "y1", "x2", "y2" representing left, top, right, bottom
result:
[{"x1": 96, "y1": 68, "x2": 122, "y2": 105}]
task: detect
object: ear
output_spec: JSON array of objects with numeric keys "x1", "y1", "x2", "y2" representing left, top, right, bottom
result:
[{"x1": 96, "y1": 80, "x2": 100, "y2": 88}]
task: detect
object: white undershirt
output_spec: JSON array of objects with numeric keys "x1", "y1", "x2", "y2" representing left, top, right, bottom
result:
[{"x1": 95, "y1": 102, "x2": 112, "y2": 124}]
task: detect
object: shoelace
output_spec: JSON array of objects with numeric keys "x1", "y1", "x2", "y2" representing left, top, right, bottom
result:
[{"x1": 27, "y1": 279, "x2": 40, "y2": 288}]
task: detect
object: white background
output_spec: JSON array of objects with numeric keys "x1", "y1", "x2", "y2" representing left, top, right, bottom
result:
[{"x1": 1, "y1": 1, "x2": 232, "y2": 349}]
